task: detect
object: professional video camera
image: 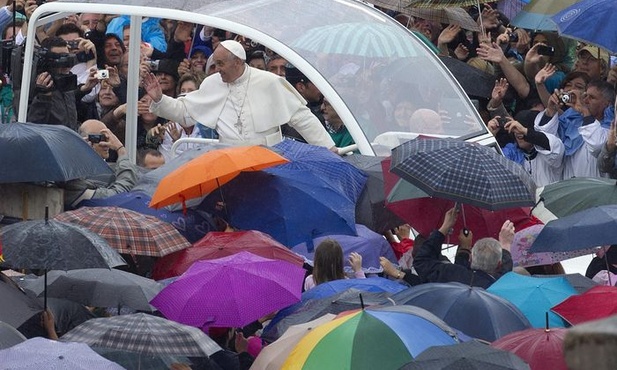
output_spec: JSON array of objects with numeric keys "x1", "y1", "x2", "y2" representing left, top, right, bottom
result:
[{"x1": 35, "y1": 46, "x2": 78, "y2": 92}]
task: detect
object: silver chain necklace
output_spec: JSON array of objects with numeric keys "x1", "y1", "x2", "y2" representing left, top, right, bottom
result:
[{"x1": 228, "y1": 68, "x2": 251, "y2": 135}]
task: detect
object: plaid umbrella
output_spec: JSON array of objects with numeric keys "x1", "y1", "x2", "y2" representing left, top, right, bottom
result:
[
  {"x1": 408, "y1": 7, "x2": 481, "y2": 31},
  {"x1": 390, "y1": 138, "x2": 537, "y2": 211},
  {"x1": 55, "y1": 206, "x2": 191, "y2": 257},
  {"x1": 61, "y1": 313, "x2": 222, "y2": 357},
  {"x1": 406, "y1": 0, "x2": 493, "y2": 9}
]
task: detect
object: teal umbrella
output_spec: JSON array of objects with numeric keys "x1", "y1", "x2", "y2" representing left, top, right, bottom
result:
[{"x1": 540, "y1": 177, "x2": 617, "y2": 217}]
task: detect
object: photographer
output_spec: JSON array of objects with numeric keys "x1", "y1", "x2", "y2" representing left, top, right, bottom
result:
[{"x1": 27, "y1": 36, "x2": 98, "y2": 130}]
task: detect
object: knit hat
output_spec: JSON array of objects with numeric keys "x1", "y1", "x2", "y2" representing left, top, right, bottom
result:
[{"x1": 220, "y1": 40, "x2": 246, "y2": 61}]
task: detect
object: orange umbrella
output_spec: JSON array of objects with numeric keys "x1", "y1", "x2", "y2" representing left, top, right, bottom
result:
[{"x1": 150, "y1": 145, "x2": 289, "y2": 209}]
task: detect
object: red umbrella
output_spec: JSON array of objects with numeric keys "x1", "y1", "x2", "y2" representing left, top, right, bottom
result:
[
  {"x1": 381, "y1": 158, "x2": 542, "y2": 240},
  {"x1": 152, "y1": 230, "x2": 305, "y2": 280},
  {"x1": 551, "y1": 285, "x2": 617, "y2": 325},
  {"x1": 491, "y1": 327, "x2": 568, "y2": 370}
]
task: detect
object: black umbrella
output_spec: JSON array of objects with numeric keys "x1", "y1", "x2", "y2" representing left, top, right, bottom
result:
[
  {"x1": 1, "y1": 209, "x2": 126, "y2": 309},
  {"x1": 400, "y1": 340, "x2": 530, "y2": 370},
  {"x1": 0, "y1": 122, "x2": 112, "y2": 183},
  {"x1": 438, "y1": 55, "x2": 496, "y2": 99},
  {"x1": 344, "y1": 155, "x2": 405, "y2": 233},
  {"x1": 0, "y1": 279, "x2": 43, "y2": 329}
]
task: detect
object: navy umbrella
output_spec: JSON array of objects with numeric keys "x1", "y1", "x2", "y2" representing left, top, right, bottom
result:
[
  {"x1": 0, "y1": 122, "x2": 112, "y2": 183},
  {"x1": 390, "y1": 137, "x2": 537, "y2": 211},
  {"x1": 201, "y1": 167, "x2": 357, "y2": 248},
  {"x1": 391, "y1": 282, "x2": 532, "y2": 342},
  {"x1": 531, "y1": 205, "x2": 617, "y2": 253}
]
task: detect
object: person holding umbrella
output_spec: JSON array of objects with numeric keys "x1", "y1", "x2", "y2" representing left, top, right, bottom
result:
[{"x1": 304, "y1": 239, "x2": 365, "y2": 291}]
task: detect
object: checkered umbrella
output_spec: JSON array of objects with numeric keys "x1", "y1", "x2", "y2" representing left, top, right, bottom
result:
[
  {"x1": 390, "y1": 138, "x2": 536, "y2": 211},
  {"x1": 406, "y1": 0, "x2": 493, "y2": 9},
  {"x1": 55, "y1": 206, "x2": 190, "y2": 257},
  {"x1": 60, "y1": 313, "x2": 222, "y2": 357}
]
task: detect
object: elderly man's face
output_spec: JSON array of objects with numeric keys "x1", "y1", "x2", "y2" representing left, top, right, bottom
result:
[
  {"x1": 81, "y1": 122, "x2": 110, "y2": 159},
  {"x1": 104, "y1": 38, "x2": 123, "y2": 66},
  {"x1": 584, "y1": 86, "x2": 611, "y2": 119},
  {"x1": 213, "y1": 46, "x2": 244, "y2": 83}
]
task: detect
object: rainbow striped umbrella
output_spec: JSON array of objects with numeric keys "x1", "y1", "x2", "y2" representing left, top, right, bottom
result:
[{"x1": 282, "y1": 305, "x2": 460, "y2": 370}]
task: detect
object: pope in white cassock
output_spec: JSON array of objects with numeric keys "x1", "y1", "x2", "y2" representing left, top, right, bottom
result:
[{"x1": 144, "y1": 40, "x2": 336, "y2": 149}]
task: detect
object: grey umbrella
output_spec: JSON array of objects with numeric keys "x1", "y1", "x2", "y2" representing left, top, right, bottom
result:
[
  {"x1": 0, "y1": 278, "x2": 43, "y2": 329},
  {"x1": 0, "y1": 320, "x2": 27, "y2": 349},
  {"x1": 18, "y1": 269, "x2": 163, "y2": 312},
  {"x1": 343, "y1": 155, "x2": 405, "y2": 233}
]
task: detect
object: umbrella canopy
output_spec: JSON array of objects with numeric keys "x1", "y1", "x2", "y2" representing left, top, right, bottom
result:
[
  {"x1": 282, "y1": 305, "x2": 460, "y2": 370},
  {"x1": 1, "y1": 218, "x2": 125, "y2": 271},
  {"x1": 54, "y1": 206, "x2": 191, "y2": 257},
  {"x1": 61, "y1": 312, "x2": 222, "y2": 357},
  {"x1": 511, "y1": 224, "x2": 597, "y2": 268},
  {"x1": 0, "y1": 336, "x2": 125, "y2": 370},
  {"x1": 408, "y1": 7, "x2": 480, "y2": 31},
  {"x1": 438, "y1": 55, "x2": 496, "y2": 99},
  {"x1": 390, "y1": 138, "x2": 537, "y2": 211},
  {"x1": 540, "y1": 177, "x2": 617, "y2": 218},
  {"x1": 0, "y1": 320, "x2": 26, "y2": 350},
  {"x1": 551, "y1": 285, "x2": 617, "y2": 326},
  {"x1": 511, "y1": 0, "x2": 578, "y2": 31},
  {"x1": 81, "y1": 191, "x2": 216, "y2": 243},
  {"x1": 150, "y1": 145, "x2": 289, "y2": 209},
  {"x1": 291, "y1": 224, "x2": 397, "y2": 274},
  {"x1": 551, "y1": 0, "x2": 617, "y2": 54},
  {"x1": 201, "y1": 168, "x2": 357, "y2": 248},
  {"x1": 261, "y1": 288, "x2": 393, "y2": 343},
  {"x1": 251, "y1": 314, "x2": 336, "y2": 370},
  {"x1": 391, "y1": 282, "x2": 532, "y2": 342},
  {"x1": 487, "y1": 272, "x2": 577, "y2": 328},
  {"x1": 0, "y1": 122, "x2": 112, "y2": 183},
  {"x1": 0, "y1": 279, "x2": 43, "y2": 329},
  {"x1": 401, "y1": 340, "x2": 530, "y2": 370},
  {"x1": 273, "y1": 140, "x2": 367, "y2": 203},
  {"x1": 492, "y1": 327, "x2": 568, "y2": 370},
  {"x1": 151, "y1": 230, "x2": 305, "y2": 280},
  {"x1": 530, "y1": 205, "x2": 617, "y2": 253},
  {"x1": 343, "y1": 155, "x2": 405, "y2": 234},
  {"x1": 405, "y1": 0, "x2": 493, "y2": 9},
  {"x1": 18, "y1": 269, "x2": 163, "y2": 312},
  {"x1": 300, "y1": 277, "x2": 407, "y2": 302},
  {"x1": 289, "y1": 22, "x2": 418, "y2": 58},
  {"x1": 151, "y1": 251, "x2": 305, "y2": 328},
  {"x1": 91, "y1": 347, "x2": 190, "y2": 370},
  {"x1": 536, "y1": 273, "x2": 598, "y2": 294}
]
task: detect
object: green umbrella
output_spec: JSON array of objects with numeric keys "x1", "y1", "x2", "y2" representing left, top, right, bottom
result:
[{"x1": 540, "y1": 177, "x2": 617, "y2": 217}]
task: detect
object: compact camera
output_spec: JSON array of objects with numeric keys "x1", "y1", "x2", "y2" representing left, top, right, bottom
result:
[
  {"x1": 87, "y1": 134, "x2": 105, "y2": 143},
  {"x1": 95, "y1": 69, "x2": 109, "y2": 79},
  {"x1": 559, "y1": 92, "x2": 572, "y2": 104},
  {"x1": 508, "y1": 32, "x2": 519, "y2": 43}
]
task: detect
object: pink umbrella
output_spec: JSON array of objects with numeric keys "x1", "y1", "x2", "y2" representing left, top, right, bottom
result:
[
  {"x1": 511, "y1": 224, "x2": 597, "y2": 267},
  {"x1": 150, "y1": 251, "x2": 305, "y2": 328}
]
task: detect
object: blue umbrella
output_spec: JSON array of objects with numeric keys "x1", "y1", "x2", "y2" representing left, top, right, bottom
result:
[
  {"x1": 273, "y1": 139, "x2": 367, "y2": 203},
  {"x1": 81, "y1": 192, "x2": 216, "y2": 243},
  {"x1": 511, "y1": 0, "x2": 578, "y2": 31},
  {"x1": 487, "y1": 272, "x2": 578, "y2": 329},
  {"x1": 301, "y1": 277, "x2": 406, "y2": 302},
  {"x1": 530, "y1": 205, "x2": 617, "y2": 253},
  {"x1": 391, "y1": 282, "x2": 532, "y2": 342},
  {"x1": 201, "y1": 168, "x2": 357, "y2": 248},
  {"x1": 0, "y1": 122, "x2": 113, "y2": 183},
  {"x1": 551, "y1": 0, "x2": 617, "y2": 53},
  {"x1": 291, "y1": 224, "x2": 398, "y2": 274}
]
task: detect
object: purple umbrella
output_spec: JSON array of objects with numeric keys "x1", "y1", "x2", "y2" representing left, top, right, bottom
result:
[{"x1": 150, "y1": 251, "x2": 305, "y2": 328}]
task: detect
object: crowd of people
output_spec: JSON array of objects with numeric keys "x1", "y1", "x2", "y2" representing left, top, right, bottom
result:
[{"x1": 2, "y1": 0, "x2": 617, "y2": 369}]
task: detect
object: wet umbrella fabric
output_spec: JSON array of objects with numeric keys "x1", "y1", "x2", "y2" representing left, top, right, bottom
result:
[
  {"x1": 551, "y1": 0, "x2": 617, "y2": 54},
  {"x1": 61, "y1": 312, "x2": 222, "y2": 357},
  {"x1": 291, "y1": 224, "x2": 397, "y2": 274},
  {"x1": 0, "y1": 336, "x2": 125, "y2": 370},
  {"x1": 400, "y1": 340, "x2": 530, "y2": 370},
  {"x1": 405, "y1": 0, "x2": 494, "y2": 8},
  {"x1": 282, "y1": 305, "x2": 460, "y2": 370},
  {"x1": 0, "y1": 218, "x2": 125, "y2": 270},
  {"x1": 492, "y1": 327, "x2": 568, "y2": 370},
  {"x1": 55, "y1": 206, "x2": 191, "y2": 257},
  {"x1": 0, "y1": 122, "x2": 112, "y2": 183},
  {"x1": 391, "y1": 282, "x2": 532, "y2": 342},
  {"x1": 487, "y1": 272, "x2": 577, "y2": 328},
  {"x1": 408, "y1": 7, "x2": 480, "y2": 31},
  {"x1": 511, "y1": 0, "x2": 578, "y2": 31},
  {"x1": 390, "y1": 138, "x2": 536, "y2": 210},
  {"x1": 202, "y1": 168, "x2": 357, "y2": 248},
  {"x1": 438, "y1": 55, "x2": 495, "y2": 99},
  {"x1": 534, "y1": 273, "x2": 598, "y2": 294},
  {"x1": 81, "y1": 191, "x2": 216, "y2": 243},
  {"x1": 152, "y1": 230, "x2": 304, "y2": 280},
  {"x1": 273, "y1": 140, "x2": 368, "y2": 203},
  {"x1": 0, "y1": 279, "x2": 43, "y2": 330},
  {"x1": 18, "y1": 269, "x2": 163, "y2": 312},
  {"x1": 343, "y1": 155, "x2": 404, "y2": 233},
  {"x1": 530, "y1": 205, "x2": 617, "y2": 253},
  {"x1": 539, "y1": 177, "x2": 617, "y2": 218},
  {"x1": 551, "y1": 286, "x2": 617, "y2": 326},
  {"x1": 0, "y1": 320, "x2": 26, "y2": 349},
  {"x1": 151, "y1": 252, "x2": 305, "y2": 328}
]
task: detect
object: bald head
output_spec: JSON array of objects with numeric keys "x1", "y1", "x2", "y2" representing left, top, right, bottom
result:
[{"x1": 79, "y1": 120, "x2": 110, "y2": 160}]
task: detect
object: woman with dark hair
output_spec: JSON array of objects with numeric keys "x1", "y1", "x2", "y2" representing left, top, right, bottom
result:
[{"x1": 303, "y1": 239, "x2": 365, "y2": 290}]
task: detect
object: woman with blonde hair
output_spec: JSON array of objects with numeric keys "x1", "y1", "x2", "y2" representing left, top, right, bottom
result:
[{"x1": 304, "y1": 239, "x2": 365, "y2": 290}]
